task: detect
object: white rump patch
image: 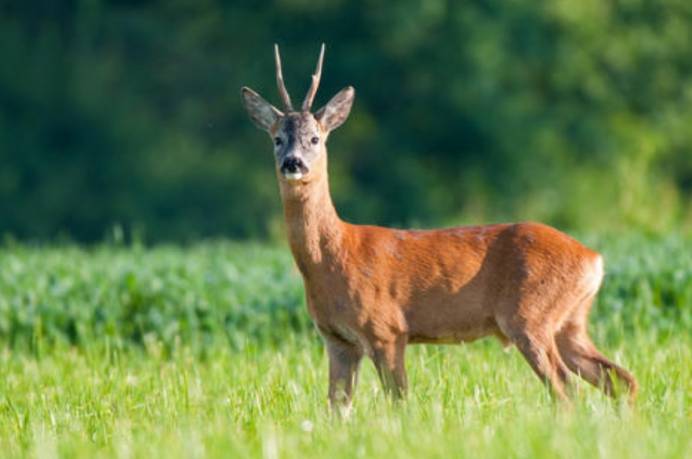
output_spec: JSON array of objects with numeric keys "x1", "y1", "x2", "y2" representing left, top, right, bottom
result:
[{"x1": 582, "y1": 254, "x2": 604, "y2": 295}]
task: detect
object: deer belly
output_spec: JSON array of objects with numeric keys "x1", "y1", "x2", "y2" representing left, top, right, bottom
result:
[
  {"x1": 408, "y1": 326, "x2": 494, "y2": 344},
  {"x1": 405, "y1": 301, "x2": 497, "y2": 344}
]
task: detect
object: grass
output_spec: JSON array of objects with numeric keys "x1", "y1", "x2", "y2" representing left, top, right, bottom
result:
[{"x1": 0, "y1": 233, "x2": 689, "y2": 458}]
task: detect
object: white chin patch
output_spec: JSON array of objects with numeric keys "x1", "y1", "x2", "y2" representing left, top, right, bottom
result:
[{"x1": 284, "y1": 172, "x2": 304, "y2": 181}]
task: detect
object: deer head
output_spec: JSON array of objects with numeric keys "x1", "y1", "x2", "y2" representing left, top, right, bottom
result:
[{"x1": 241, "y1": 44, "x2": 355, "y2": 184}]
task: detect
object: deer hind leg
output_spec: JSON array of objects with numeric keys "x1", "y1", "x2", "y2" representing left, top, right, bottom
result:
[
  {"x1": 554, "y1": 254, "x2": 638, "y2": 402},
  {"x1": 556, "y1": 319, "x2": 638, "y2": 403},
  {"x1": 515, "y1": 332, "x2": 571, "y2": 402},
  {"x1": 371, "y1": 336, "x2": 408, "y2": 400},
  {"x1": 497, "y1": 315, "x2": 571, "y2": 402}
]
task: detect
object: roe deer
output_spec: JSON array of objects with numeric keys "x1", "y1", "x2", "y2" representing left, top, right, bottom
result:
[{"x1": 241, "y1": 44, "x2": 637, "y2": 412}]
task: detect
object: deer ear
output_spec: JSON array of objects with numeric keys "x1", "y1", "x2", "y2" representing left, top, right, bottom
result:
[
  {"x1": 315, "y1": 86, "x2": 354, "y2": 132},
  {"x1": 241, "y1": 87, "x2": 283, "y2": 131}
]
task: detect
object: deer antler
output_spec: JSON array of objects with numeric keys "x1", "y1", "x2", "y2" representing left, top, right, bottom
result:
[
  {"x1": 274, "y1": 44, "x2": 293, "y2": 111},
  {"x1": 302, "y1": 43, "x2": 325, "y2": 112}
]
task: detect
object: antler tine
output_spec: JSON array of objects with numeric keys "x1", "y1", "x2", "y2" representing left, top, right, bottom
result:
[
  {"x1": 274, "y1": 44, "x2": 293, "y2": 111},
  {"x1": 302, "y1": 43, "x2": 325, "y2": 111}
]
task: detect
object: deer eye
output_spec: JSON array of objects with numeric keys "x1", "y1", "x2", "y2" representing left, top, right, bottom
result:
[
  {"x1": 310, "y1": 136, "x2": 319, "y2": 145},
  {"x1": 274, "y1": 137, "x2": 282, "y2": 146}
]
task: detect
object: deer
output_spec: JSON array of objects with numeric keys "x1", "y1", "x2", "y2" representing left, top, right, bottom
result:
[{"x1": 240, "y1": 44, "x2": 638, "y2": 413}]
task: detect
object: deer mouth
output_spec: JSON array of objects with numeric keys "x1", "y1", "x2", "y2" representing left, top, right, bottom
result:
[
  {"x1": 283, "y1": 172, "x2": 304, "y2": 180},
  {"x1": 280, "y1": 157, "x2": 309, "y2": 181}
]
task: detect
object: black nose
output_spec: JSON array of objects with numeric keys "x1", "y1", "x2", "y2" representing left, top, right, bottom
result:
[{"x1": 281, "y1": 157, "x2": 307, "y2": 174}]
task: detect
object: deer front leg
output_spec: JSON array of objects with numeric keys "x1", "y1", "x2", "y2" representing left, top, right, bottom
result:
[
  {"x1": 372, "y1": 337, "x2": 408, "y2": 400},
  {"x1": 326, "y1": 337, "x2": 363, "y2": 415}
]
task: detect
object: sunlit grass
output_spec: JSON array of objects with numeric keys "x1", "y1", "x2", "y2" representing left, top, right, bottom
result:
[{"x1": 0, "y1": 336, "x2": 688, "y2": 458}]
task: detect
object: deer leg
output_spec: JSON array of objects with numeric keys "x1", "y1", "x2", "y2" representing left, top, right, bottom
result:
[
  {"x1": 556, "y1": 322, "x2": 638, "y2": 403},
  {"x1": 371, "y1": 337, "x2": 408, "y2": 400},
  {"x1": 326, "y1": 337, "x2": 363, "y2": 415},
  {"x1": 501, "y1": 325, "x2": 570, "y2": 402}
]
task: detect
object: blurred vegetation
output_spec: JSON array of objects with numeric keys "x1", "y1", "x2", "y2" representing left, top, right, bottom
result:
[
  {"x1": 0, "y1": 234, "x2": 688, "y2": 353},
  {"x1": 0, "y1": 0, "x2": 691, "y2": 242}
]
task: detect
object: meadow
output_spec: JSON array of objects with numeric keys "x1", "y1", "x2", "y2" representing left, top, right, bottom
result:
[{"x1": 0, "y1": 233, "x2": 689, "y2": 458}]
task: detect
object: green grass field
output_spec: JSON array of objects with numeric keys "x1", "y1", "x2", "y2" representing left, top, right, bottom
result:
[{"x1": 0, "y1": 234, "x2": 689, "y2": 458}]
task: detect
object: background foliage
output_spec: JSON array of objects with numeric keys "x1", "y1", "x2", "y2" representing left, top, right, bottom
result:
[
  {"x1": 0, "y1": 234, "x2": 688, "y2": 353},
  {"x1": 0, "y1": 235, "x2": 689, "y2": 457},
  {"x1": 1, "y1": 0, "x2": 691, "y2": 242}
]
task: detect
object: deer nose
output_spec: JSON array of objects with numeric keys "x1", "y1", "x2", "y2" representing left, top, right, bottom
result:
[{"x1": 281, "y1": 156, "x2": 307, "y2": 175}]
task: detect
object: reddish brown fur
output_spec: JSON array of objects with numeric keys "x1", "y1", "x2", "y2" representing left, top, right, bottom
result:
[
  {"x1": 242, "y1": 45, "x2": 637, "y2": 412},
  {"x1": 276, "y1": 146, "x2": 637, "y2": 409}
]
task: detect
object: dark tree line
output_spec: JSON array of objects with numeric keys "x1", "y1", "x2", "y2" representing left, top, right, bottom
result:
[{"x1": 1, "y1": 0, "x2": 690, "y2": 242}]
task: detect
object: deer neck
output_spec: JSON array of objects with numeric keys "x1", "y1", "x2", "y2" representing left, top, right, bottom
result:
[{"x1": 279, "y1": 170, "x2": 344, "y2": 272}]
